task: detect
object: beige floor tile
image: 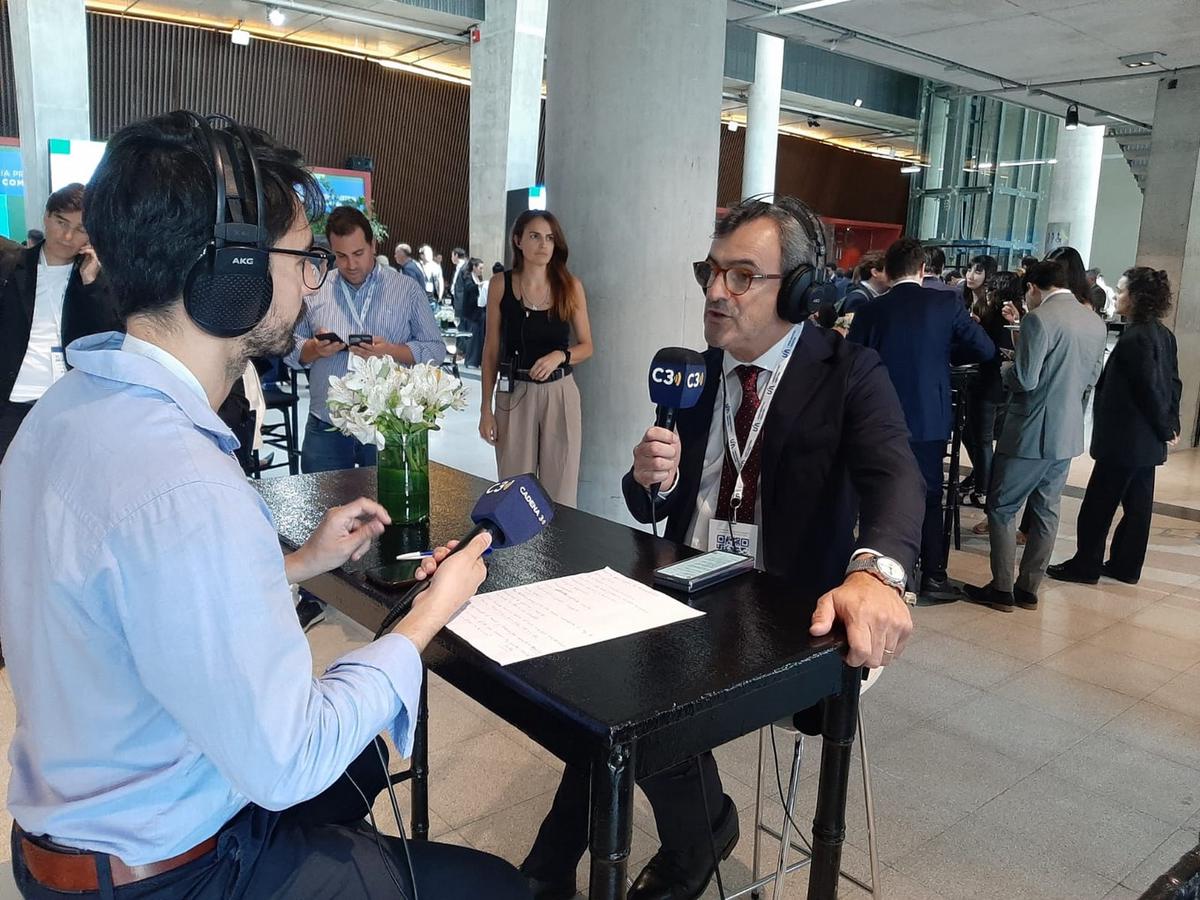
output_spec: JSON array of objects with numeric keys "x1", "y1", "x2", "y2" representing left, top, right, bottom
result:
[
  {"x1": 1129, "y1": 599, "x2": 1200, "y2": 642},
  {"x1": 1086, "y1": 620, "x2": 1200, "y2": 672},
  {"x1": 909, "y1": 598, "x2": 991, "y2": 635},
  {"x1": 991, "y1": 665, "x2": 1138, "y2": 730},
  {"x1": 1102, "y1": 886, "x2": 1142, "y2": 900},
  {"x1": 900, "y1": 630, "x2": 1031, "y2": 689},
  {"x1": 1040, "y1": 642, "x2": 1180, "y2": 698},
  {"x1": 1119, "y1": 828, "x2": 1200, "y2": 893},
  {"x1": 1015, "y1": 597, "x2": 1122, "y2": 640},
  {"x1": 956, "y1": 615, "x2": 1076, "y2": 663},
  {"x1": 1099, "y1": 701, "x2": 1200, "y2": 771},
  {"x1": 1037, "y1": 582, "x2": 1163, "y2": 620},
  {"x1": 1145, "y1": 669, "x2": 1200, "y2": 719},
  {"x1": 426, "y1": 728, "x2": 563, "y2": 830}
]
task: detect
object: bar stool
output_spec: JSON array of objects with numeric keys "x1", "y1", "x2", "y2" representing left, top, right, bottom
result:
[
  {"x1": 260, "y1": 366, "x2": 300, "y2": 476},
  {"x1": 732, "y1": 668, "x2": 883, "y2": 899}
]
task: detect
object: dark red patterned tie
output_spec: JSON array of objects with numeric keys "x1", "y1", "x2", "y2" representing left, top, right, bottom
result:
[{"x1": 715, "y1": 365, "x2": 764, "y2": 523}]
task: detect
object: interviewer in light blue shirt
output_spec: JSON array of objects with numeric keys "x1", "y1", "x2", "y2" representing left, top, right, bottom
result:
[{"x1": 0, "y1": 112, "x2": 527, "y2": 900}]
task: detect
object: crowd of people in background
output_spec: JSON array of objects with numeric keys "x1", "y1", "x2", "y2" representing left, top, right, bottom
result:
[{"x1": 826, "y1": 236, "x2": 1181, "y2": 612}]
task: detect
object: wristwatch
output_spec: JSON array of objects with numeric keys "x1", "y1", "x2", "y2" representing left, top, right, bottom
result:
[{"x1": 845, "y1": 554, "x2": 907, "y2": 595}]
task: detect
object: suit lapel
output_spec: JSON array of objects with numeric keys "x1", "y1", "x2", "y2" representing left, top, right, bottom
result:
[
  {"x1": 760, "y1": 326, "x2": 836, "y2": 492},
  {"x1": 13, "y1": 246, "x2": 39, "y2": 332}
]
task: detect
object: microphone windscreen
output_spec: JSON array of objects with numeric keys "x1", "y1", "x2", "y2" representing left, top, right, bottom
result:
[
  {"x1": 470, "y1": 473, "x2": 554, "y2": 549},
  {"x1": 648, "y1": 347, "x2": 707, "y2": 410}
]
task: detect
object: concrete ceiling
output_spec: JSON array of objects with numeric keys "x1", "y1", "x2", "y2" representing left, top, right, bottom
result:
[
  {"x1": 86, "y1": 0, "x2": 475, "y2": 78},
  {"x1": 727, "y1": 0, "x2": 1200, "y2": 129}
]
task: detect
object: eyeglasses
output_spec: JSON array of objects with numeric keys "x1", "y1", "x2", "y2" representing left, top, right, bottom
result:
[
  {"x1": 266, "y1": 246, "x2": 336, "y2": 291},
  {"x1": 692, "y1": 260, "x2": 783, "y2": 297}
]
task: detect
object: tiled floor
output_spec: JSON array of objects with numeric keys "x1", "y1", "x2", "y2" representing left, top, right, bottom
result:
[{"x1": 1, "y1": 369, "x2": 1198, "y2": 899}]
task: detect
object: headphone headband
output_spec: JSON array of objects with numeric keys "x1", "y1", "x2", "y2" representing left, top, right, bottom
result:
[{"x1": 734, "y1": 194, "x2": 832, "y2": 323}]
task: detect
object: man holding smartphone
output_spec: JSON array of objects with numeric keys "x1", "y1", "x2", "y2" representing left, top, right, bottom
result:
[
  {"x1": 0, "y1": 182, "x2": 120, "y2": 464},
  {"x1": 287, "y1": 206, "x2": 445, "y2": 473}
]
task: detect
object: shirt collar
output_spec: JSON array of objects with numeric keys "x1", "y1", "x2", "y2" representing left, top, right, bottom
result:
[
  {"x1": 337, "y1": 263, "x2": 378, "y2": 297},
  {"x1": 889, "y1": 276, "x2": 923, "y2": 288},
  {"x1": 64, "y1": 332, "x2": 236, "y2": 451},
  {"x1": 723, "y1": 323, "x2": 803, "y2": 377}
]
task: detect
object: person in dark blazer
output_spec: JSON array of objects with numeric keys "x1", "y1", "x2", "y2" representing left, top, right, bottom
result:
[
  {"x1": 1048, "y1": 267, "x2": 1181, "y2": 585},
  {"x1": 847, "y1": 237, "x2": 995, "y2": 599},
  {"x1": 520, "y1": 197, "x2": 924, "y2": 900},
  {"x1": 0, "y1": 183, "x2": 120, "y2": 463}
]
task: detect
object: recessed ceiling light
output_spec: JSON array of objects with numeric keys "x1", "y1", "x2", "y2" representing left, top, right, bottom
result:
[
  {"x1": 267, "y1": 7, "x2": 286, "y2": 26},
  {"x1": 853, "y1": 97, "x2": 864, "y2": 107},
  {"x1": 728, "y1": 120, "x2": 739, "y2": 132},
  {"x1": 231, "y1": 26, "x2": 251, "y2": 45},
  {"x1": 1118, "y1": 51, "x2": 1165, "y2": 68},
  {"x1": 900, "y1": 165, "x2": 921, "y2": 174}
]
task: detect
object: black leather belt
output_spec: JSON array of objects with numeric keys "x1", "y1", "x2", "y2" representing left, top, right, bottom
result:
[{"x1": 513, "y1": 367, "x2": 571, "y2": 383}]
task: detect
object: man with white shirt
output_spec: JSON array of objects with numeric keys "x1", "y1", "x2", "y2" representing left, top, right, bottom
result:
[
  {"x1": 0, "y1": 183, "x2": 119, "y2": 462},
  {"x1": 287, "y1": 206, "x2": 445, "y2": 473},
  {"x1": 519, "y1": 197, "x2": 924, "y2": 900}
]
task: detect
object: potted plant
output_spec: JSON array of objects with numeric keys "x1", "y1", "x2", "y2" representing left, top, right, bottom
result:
[{"x1": 326, "y1": 355, "x2": 467, "y2": 524}]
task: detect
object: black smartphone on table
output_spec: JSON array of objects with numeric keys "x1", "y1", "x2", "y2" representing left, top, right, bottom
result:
[{"x1": 365, "y1": 559, "x2": 422, "y2": 591}]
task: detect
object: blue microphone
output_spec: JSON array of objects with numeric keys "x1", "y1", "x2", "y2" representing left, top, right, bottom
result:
[
  {"x1": 373, "y1": 474, "x2": 553, "y2": 638},
  {"x1": 648, "y1": 347, "x2": 707, "y2": 431}
]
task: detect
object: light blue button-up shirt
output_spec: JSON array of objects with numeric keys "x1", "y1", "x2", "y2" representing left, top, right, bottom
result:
[
  {"x1": 287, "y1": 263, "x2": 446, "y2": 424},
  {"x1": 0, "y1": 332, "x2": 422, "y2": 865}
]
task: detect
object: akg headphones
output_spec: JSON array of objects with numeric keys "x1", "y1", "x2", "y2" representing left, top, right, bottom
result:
[
  {"x1": 743, "y1": 194, "x2": 834, "y2": 324},
  {"x1": 181, "y1": 113, "x2": 274, "y2": 338}
]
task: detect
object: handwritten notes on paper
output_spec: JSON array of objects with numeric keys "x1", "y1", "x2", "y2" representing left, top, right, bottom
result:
[{"x1": 446, "y1": 567, "x2": 704, "y2": 666}]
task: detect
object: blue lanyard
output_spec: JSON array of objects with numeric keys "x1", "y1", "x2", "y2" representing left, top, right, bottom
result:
[{"x1": 337, "y1": 270, "x2": 377, "y2": 331}]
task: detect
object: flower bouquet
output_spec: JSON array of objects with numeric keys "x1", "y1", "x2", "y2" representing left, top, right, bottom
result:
[{"x1": 327, "y1": 355, "x2": 468, "y2": 524}]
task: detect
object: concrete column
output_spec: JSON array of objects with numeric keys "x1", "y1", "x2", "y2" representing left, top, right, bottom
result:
[
  {"x1": 9, "y1": 0, "x2": 91, "y2": 228},
  {"x1": 468, "y1": 0, "x2": 547, "y2": 268},
  {"x1": 544, "y1": 0, "x2": 725, "y2": 522},
  {"x1": 1044, "y1": 121, "x2": 1105, "y2": 260},
  {"x1": 742, "y1": 32, "x2": 784, "y2": 199},
  {"x1": 1137, "y1": 71, "x2": 1200, "y2": 445}
]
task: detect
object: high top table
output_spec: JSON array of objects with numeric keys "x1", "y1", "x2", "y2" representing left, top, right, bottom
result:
[{"x1": 256, "y1": 464, "x2": 862, "y2": 899}]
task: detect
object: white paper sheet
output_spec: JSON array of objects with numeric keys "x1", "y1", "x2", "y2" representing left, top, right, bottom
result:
[{"x1": 445, "y1": 567, "x2": 705, "y2": 666}]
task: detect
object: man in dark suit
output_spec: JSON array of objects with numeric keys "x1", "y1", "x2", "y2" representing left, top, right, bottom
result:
[
  {"x1": 0, "y1": 183, "x2": 120, "y2": 463},
  {"x1": 520, "y1": 197, "x2": 924, "y2": 900},
  {"x1": 847, "y1": 237, "x2": 995, "y2": 599},
  {"x1": 922, "y1": 246, "x2": 961, "y2": 294}
]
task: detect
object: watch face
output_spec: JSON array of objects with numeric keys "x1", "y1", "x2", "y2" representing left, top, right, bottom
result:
[{"x1": 878, "y1": 558, "x2": 905, "y2": 583}]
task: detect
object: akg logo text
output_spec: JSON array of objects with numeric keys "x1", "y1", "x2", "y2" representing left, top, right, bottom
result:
[
  {"x1": 231, "y1": 257, "x2": 256, "y2": 265},
  {"x1": 651, "y1": 367, "x2": 704, "y2": 389}
]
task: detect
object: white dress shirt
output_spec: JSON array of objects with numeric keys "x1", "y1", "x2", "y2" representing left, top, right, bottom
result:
[{"x1": 10, "y1": 253, "x2": 73, "y2": 403}]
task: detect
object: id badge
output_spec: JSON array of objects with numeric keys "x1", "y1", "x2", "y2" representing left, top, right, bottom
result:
[
  {"x1": 708, "y1": 520, "x2": 760, "y2": 564},
  {"x1": 50, "y1": 346, "x2": 68, "y2": 383},
  {"x1": 497, "y1": 360, "x2": 513, "y2": 394}
]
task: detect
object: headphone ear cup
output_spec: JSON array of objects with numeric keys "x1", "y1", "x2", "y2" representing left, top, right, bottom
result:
[
  {"x1": 184, "y1": 245, "x2": 274, "y2": 338},
  {"x1": 778, "y1": 264, "x2": 816, "y2": 323}
]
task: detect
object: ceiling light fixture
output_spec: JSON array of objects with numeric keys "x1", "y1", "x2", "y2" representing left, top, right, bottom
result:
[
  {"x1": 728, "y1": 120, "x2": 739, "y2": 132},
  {"x1": 267, "y1": 6, "x2": 286, "y2": 26},
  {"x1": 1065, "y1": 103, "x2": 1079, "y2": 130},
  {"x1": 853, "y1": 97, "x2": 864, "y2": 108},
  {"x1": 771, "y1": 0, "x2": 857, "y2": 13},
  {"x1": 230, "y1": 23, "x2": 251, "y2": 45},
  {"x1": 1118, "y1": 51, "x2": 1165, "y2": 68},
  {"x1": 900, "y1": 165, "x2": 921, "y2": 174}
]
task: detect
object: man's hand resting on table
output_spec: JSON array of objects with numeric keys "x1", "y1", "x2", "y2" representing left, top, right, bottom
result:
[
  {"x1": 394, "y1": 532, "x2": 492, "y2": 651},
  {"x1": 809, "y1": 571, "x2": 913, "y2": 668},
  {"x1": 284, "y1": 498, "x2": 392, "y2": 585}
]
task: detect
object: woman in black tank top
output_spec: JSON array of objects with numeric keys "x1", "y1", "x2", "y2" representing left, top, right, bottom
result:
[{"x1": 479, "y1": 211, "x2": 594, "y2": 506}]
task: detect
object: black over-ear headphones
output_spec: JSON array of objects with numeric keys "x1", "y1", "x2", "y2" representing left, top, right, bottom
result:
[
  {"x1": 182, "y1": 113, "x2": 275, "y2": 338},
  {"x1": 742, "y1": 194, "x2": 833, "y2": 324}
]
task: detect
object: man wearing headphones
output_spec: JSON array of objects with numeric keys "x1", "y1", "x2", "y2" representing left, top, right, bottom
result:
[
  {"x1": 0, "y1": 113, "x2": 528, "y2": 899},
  {"x1": 520, "y1": 198, "x2": 924, "y2": 900}
]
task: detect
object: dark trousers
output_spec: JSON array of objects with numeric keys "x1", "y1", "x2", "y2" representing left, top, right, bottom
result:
[
  {"x1": 300, "y1": 414, "x2": 378, "y2": 474},
  {"x1": 0, "y1": 399, "x2": 35, "y2": 465},
  {"x1": 910, "y1": 439, "x2": 948, "y2": 578},
  {"x1": 523, "y1": 753, "x2": 727, "y2": 880},
  {"x1": 963, "y1": 392, "x2": 997, "y2": 496},
  {"x1": 12, "y1": 739, "x2": 530, "y2": 900},
  {"x1": 1069, "y1": 460, "x2": 1157, "y2": 581},
  {"x1": 464, "y1": 310, "x2": 484, "y2": 369}
]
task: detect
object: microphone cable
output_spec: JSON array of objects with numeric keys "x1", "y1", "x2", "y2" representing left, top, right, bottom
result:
[
  {"x1": 377, "y1": 739, "x2": 420, "y2": 900},
  {"x1": 345, "y1": 765, "x2": 415, "y2": 900}
]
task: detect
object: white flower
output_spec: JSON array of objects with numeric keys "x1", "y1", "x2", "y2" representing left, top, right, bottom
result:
[{"x1": 325, "y1": 358, "x2": 466, "y2": 445}]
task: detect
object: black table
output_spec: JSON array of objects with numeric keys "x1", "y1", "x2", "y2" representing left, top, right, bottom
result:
[{"x1": 256, "y1": 465, "x2": 861, "y2": 900}]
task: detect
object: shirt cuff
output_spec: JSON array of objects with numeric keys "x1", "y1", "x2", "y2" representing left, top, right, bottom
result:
[
  {"x1": 850, "y1": 547, "x2": 883, "y2": 564},
  {"x1": 329, "y1": 633, "x2": 424, "y2": 758}
]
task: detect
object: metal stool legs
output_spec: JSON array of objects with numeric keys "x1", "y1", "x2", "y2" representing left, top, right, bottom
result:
[{"x1": 742, "y1": 709, "x2": 881, "y2": 899}]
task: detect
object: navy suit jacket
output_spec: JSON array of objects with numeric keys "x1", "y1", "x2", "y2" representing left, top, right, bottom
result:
[
  {"x1": 622, "y1": 326, "x2": 925, "y2": 598},
  {"x1": 846, "y1": 280, "x2": 995, "y2": 443}
]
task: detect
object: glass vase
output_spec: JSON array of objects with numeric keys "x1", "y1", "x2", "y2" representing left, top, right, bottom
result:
[{"x1": 377, "y1": 428, "x2": 430, "y2": 525}]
